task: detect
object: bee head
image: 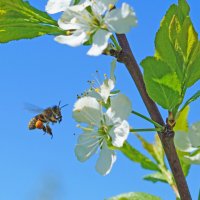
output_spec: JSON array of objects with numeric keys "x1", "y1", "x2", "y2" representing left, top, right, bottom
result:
[
  {"x1": 52, "y1": 105, "x2": 61, "y2": 116},
  {"x1": 52, "y1": 101, "x2": 68, "y2": 116}
]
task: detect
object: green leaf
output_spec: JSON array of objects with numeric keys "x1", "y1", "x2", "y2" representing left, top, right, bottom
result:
[
  {"x1": 0, "y1": 0, "x2": 64, "y2": 43},
  {"x1": 105, "y1": 192, "x2": 161, "y2": 200},
  {"x1": 174, "y1": 105, "x2": 189, "y2": 132},
  {"x1": 155, "y1": 5, "x2": 183, "y2": 81},
  {"x1": 178, "y1": 0, "x2": 190, "y2": 17},
  {"x1": 143, "y1": 172, "x2": 168, "y2": 183},
  {"x1": 141, "y1": 57, "x2": 182, "y2": 110},
  {"x1": 177, "y1": 17, "x2": 198, "y2": 62},
  {"x1": 186, "y1": 42, "x2": 200, "y2": 87},
  {"x1": 135, "y1": 134, "x2": 164, "y2": 165},
  {"x1": 179, "y1": 90, "x2": 200, "y2": 113},
  {"x1": 177, "y1": 149, "x2": 191, "y2": 176},
  {"x1": 119, "y1": 142, "x2": 160, "y2": 171},
  {"x1": 145, "y1": 0, "x2": 200, "y2": 112}
]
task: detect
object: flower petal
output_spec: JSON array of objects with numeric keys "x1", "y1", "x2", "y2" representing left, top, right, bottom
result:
[
  {"x1": 105, "y1": 3, "x2": 137, "y2": 33},
  {"x1": 73, "y1": 96, "x2": 102, "y2": 126},
  {"x1": 184, "y1": 152, "x2": 200, "y2": 164},
  {"x1": 90, "y1": 0, "x2": 117, "y2": 16},
  {"x1": 110, "y1": 120, "x2": 129, "y2": 147},
  {"x1": 99, "y1": 79, "x2": 115, "y2": 103},
  {"x1": 87, "y1": 30, "x2": 112, "y2": 56},
  {"x1": 188, "y1": 122, "x2": 200, "y2": 148},
  {"x1": 55, "y1": 30, "x2": 89, "y2": 47},
  {"x1": 75, "y1": 131, "x2": 99, "y2": 162},
  {"x1": 95, "y1": 142, "x2": 116, "y2": 175},
  {"x1": 107, "y1": 93, "x2": 132, "y2": 122},
  {"x1": 110, "y1": 59, "x2": 117, "y2": 84},
  {"x1": 174, "y1": 131, "x2": 195, "y2": 152},
  {"x1": 45, "y1": 0, "x2": 71, "y2": 14}
]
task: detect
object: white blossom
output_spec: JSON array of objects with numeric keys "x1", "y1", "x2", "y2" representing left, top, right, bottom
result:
[
  {"x1": 52, "y1": 0, "x2": 137, "y2": 56},
  {"x1": 73, "y1": 93, "x2": 132, "y2": 175}
]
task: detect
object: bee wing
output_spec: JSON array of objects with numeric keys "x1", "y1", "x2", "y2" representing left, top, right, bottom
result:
[{"x1": 24, "y1": 103, "x2": 44, "y2": 113}]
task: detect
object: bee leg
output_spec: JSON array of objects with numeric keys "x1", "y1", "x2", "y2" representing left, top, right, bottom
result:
[
  {"x1": 46, "y1": 124, "x2": 53, "y2": 138},
  {"x1": 42, "y1": 126, "x2": 47, "y2": 135}
]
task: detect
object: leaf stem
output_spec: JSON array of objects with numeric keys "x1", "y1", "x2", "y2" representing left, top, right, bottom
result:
[
  {"x1": 110, "y1": 35, "x2": 121, "y2": 51},
  {"x1": 131, "y1": 110, "x2": 163, "y2": 129},
  {"x1": 130, "y1": 128, "x2": 162, "y2": 133}
]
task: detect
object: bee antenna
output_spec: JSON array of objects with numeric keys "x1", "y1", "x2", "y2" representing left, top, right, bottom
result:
[
  {"x1": 60, "y1": 104, "x2": 68, "y2": 109},
  {"x1": 58, "y1": 101, "x2": 61, "y2": 107}
]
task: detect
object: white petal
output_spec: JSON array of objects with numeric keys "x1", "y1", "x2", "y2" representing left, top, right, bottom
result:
[
  {"x1": 188, "y1": 122, "x2": 200, "y2": 148},
  {"x1": 110, "y1": 59, "x2": 117, "y2": 84},
  {"x1": 91, "y1": 0, "x2": 118, "y2": 15},
  {"x1": 174, "y1": 131, "x2": 195, "y2": 152},
  {"x1": 45, "y1": 0, "x2": 71, "y2": 14},
  {"x1": 99, "y1": 79, "x2": 115, "y2": 103},
  {"x1": 110, "y1": 120, "x2": 129, "y2": 147},
  {"x1": 73, "y1": 96, "x2": 102, "y2": 126},
  {"x1": 107, "y1": 93, "x2": 132, "y2": 122},
  {"x1": 184, "y1": 153, "x2": 200, "y2": 164},
  {"x1": 95, "y1": 142, "x2": 116, "y2": 175},
  {"x1": 75, "y1": 132, "x2": 99, "y2": 162},
  {"x1": 105, "y1": 3, "x2": 137, "y2": 33},
  {"x1": 58, "y1": 6, "x2": 91, "y2": 30},
  {"x1": 87, "y1": 30, "x2": 112, "y2": 56},
  {"x1": 55, "y1": 30, "x2": 89, "y2": 47}
]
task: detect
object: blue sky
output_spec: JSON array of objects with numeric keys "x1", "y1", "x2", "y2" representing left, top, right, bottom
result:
[{"x1": 0, "y1": 1, "x2": 199, "y2": 199}]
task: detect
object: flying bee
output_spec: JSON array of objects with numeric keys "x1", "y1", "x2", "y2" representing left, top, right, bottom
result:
[{"x1": 28, "y1": 101, "x2": 67, "y2": 137}]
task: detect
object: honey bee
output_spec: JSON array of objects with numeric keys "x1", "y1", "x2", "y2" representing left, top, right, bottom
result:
[{"x1": 28, "y1": 101, "x2": 67, "y2": 137}]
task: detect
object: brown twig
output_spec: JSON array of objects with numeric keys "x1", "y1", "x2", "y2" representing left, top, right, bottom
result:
[{"x1": 115, "y1": 34, "x2": 192, "y2": 200}]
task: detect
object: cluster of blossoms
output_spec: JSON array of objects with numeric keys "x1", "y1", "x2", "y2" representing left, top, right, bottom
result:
[
  {"x1": 72, "y1": 63, "x2": 132, "y2": 175},
  {"x1": 46, "y1": 0, "x2": 137, "y2": 56}
]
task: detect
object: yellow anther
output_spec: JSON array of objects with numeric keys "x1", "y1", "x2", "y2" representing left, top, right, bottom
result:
[
  {"x1": 66, "y1": 30, "x2": 71, "y2": 35},
  {"x1": 86, "y1": 31, "x2": 91, "y2": 36},
  {"x1": 108, "y1": 4, "x2": 114, "y2": 10},
  {"x1": 101, "y1": 24, "x2": 108, "y2": 30},
  {"x1": 95, "y1": 88, "x2": 100, "y2": 93}
]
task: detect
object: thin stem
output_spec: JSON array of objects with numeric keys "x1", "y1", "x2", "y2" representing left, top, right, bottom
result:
[
  {"x1": 131, "y1": 110, "x2": 163, "y2": 129},
  {"x1": 110, "y1": 35, "x2": 121, "y2": 51},
  {"x1": 130, "y1": 128, "x2": 161, "y2": 132}
]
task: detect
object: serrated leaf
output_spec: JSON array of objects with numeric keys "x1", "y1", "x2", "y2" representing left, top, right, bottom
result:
[
  {"x1": 186, "y1": 43, "x2": 200, "y2": 87},
  {"x1": 177, "y1": 17, "x2": 198, "y2": 63},
  {"x1": 151, "y1": 0, "x2": 200, "y2": 103},
  {"x1": 119, "y1": 142, "x2": 160, "y2": 171},
  {"x1": 0, "y1": 0, "x2": 64, "y2": 43},
  {"x1": 141, "y1": 57, "x2": 182, "y2": 110},
  {"x1": 174, "y1": 105, "x2": 189, "y2": 132},
  {"x1": 105, "y1": 192, "x2": 161, "y2": 200},
  {"x1": 178, "y1": 0, "x2": 190, "y2": 17},
  {"x1": 143, "y1": 172, "x2": 168, "y2": 183},
  {"x1": 155, "y1": 5, "x2": 183, "y2": 81}
]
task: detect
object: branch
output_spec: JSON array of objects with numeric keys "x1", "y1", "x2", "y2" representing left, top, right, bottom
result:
[{"x1": 115, "y1": 34, "x2": 191, "y2": 200}]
